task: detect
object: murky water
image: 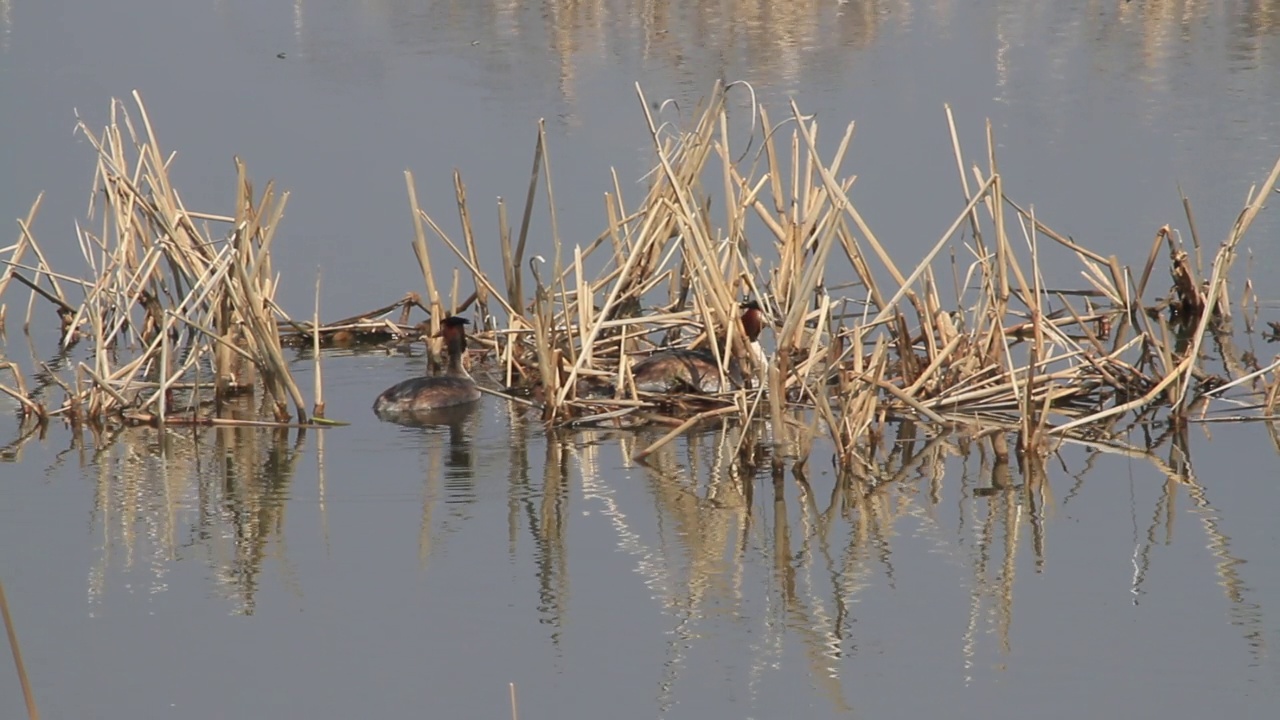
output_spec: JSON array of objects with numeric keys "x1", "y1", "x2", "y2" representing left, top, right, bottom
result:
[{"x1": 3, "y1": 1, "x2": 1280, "y2": 718}]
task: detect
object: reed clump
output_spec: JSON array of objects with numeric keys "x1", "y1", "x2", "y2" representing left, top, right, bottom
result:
[
  {"x1": 400, "y1": 81, "x2": 1280, "y2": 468},
  {"x1": 0, "y1": 93, "x2": 337, "y2": 429},
  {"x1": 5, "y1": 84, "x2": 1278, "y2": 468}
]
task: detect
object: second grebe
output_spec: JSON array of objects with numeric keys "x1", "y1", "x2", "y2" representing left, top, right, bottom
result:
[
  {"x1": 373, "y1": 316, "x2": 481, "y2": 417},
  {"x1": 631, "y1": 300, "x2": 767, "y2": 394}
]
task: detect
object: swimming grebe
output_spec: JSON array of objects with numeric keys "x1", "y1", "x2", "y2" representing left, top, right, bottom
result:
[
  {"x1": 373, "y1": 316, "x2": 481, "y2": 417},
  {"x1": 631, "y1": 300, "x2": 767, "y2": 394}
]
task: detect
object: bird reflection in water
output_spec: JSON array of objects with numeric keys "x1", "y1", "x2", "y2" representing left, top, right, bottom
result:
[
  {"x1": 384, "y1": 402, "x2": 482, "y2": 497},
  {"x1": 378, "y1": 401, "x2": 485, "y2": 569}
]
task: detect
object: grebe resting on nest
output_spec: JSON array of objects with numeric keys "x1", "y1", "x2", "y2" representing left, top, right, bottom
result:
[
  {"x1": 373, "y1": 316, "x2": 481, "y2": 417},
  {"x1": 630, "y1": 300, "x2": 767, "y2": 394}
]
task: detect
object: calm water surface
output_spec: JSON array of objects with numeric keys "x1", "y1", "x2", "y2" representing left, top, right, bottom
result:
[{"x1": 3, "y1": 1, "x2": 1280, "y2": 718}]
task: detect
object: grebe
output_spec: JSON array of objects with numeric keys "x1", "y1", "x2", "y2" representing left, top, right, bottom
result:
[
  {"x1": 373, "y1": 316, "x2": 481, "y2": 418},
  {"x1": 631, "y1": 300, "x2": 767, "y2": 394}
]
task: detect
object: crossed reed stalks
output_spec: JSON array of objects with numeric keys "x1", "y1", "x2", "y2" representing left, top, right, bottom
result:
[
  {"x1": 1, "y1": 92, "x2": 327, "y2": 429},
  {"x1": 3, "y1": 84, "x2": 1279, "y2": 469},
  {"x1": 401, "y1": 81, "x2": 1280, "y2": 467}
]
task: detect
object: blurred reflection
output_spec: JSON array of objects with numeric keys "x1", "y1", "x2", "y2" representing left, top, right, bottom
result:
[
  {"x1": 993, "y1": 0, "x2": 1280, "y2": 130},
  {"x1": 626, "y1": 420, "x2": 771, "y2": 713},
  {"x1": 562, "y1": 413, "x2": 1270, "y2": 700},
  {"x1": 494, "y1": 411, "x2": 577, "y2": 644},
  {"x1": 1, "y1": 0, "x2": 10, "y2": 53},
  {"x1": 84, "y1": 397, "x2": 308, "y2": 616},
  {"x1": 287, "y1": 0, "x2": 903, "y2": 115},
  {"x1": 271, "y1": 0, "x2": 1280, "y2": 117},
  {"x1": 62, "y1": 393, "x2": 1263, "y2": 671},
  {"x1": 411, "y1": 402, "x2": 482, "y2": 566},
  {"x1": 0, "y1": 372, "x2": 1268, "y2": 707}
]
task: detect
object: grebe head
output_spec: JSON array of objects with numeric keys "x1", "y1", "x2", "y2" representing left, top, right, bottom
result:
[
  {"x1": 436, "y1": 316, "x2": 471, "y2": 375},
  {"x1": 436, "y1": 316, "x2": 470, "y2": 344},
  {"x1": 739, "y1": 300, "x2": 765, "y2": 342}
]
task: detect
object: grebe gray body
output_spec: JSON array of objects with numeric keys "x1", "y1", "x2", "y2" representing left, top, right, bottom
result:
[
  {"x1": 631, "y1": 301, "x2": 766, "y2": 394},
  {"x1": 373, "y1": 316, "x2": 481, "y2": 418}
]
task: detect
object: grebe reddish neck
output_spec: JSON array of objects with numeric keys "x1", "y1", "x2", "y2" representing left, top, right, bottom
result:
[{"x1": 739, "y1": 300, "x2": 765, "y2": 343}]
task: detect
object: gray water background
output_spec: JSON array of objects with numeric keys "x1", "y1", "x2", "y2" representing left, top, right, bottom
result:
[{"x1": 2, "y1": 1, "x2": 1280, "y2": 718}]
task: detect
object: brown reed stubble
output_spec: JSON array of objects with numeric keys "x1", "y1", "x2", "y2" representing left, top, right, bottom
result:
[
  {"x1": 1, "y1": 93, "x2": 318, "y2": 427},
  {"x1": 406, "y1": 81, "x2": 1280, "y2": 471},
  {"x1": 7, "y1": 84, "x2": 1277, "y2": 463}
]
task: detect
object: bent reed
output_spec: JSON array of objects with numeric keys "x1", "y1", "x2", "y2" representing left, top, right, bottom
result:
[{"x1": 3, "y1": 84, "x2": 1279, "y2": 469}]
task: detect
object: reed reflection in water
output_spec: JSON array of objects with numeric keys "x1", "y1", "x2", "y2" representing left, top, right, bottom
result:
[
  {"x1": 84, "y1": 399, "x2": 310, "y2": 616},
  {"x1": 279, "y1": 0, "x2": 1280, "y2": 110},
  {"x1": 10, "y1": 385, "x2": 1269, "y2": 712}
]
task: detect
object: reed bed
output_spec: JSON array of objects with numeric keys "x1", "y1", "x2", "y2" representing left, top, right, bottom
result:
[
  {"x1": 4, "y1": 84, "x2": 1279, "y2": 468},
  {"x1": 0, "y1": 93, "x2": 365, "y2": 429},
  {"x1": 398, "y1": 81, "x2": 1280, "y2": 469}
]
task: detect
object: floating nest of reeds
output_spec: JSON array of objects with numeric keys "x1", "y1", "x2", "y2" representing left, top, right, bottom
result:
[{"x1": 3, "y1": 84, "x2": 1279, "y2": 468}]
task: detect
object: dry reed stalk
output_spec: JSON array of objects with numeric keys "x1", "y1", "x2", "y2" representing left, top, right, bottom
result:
[
  {"x1": 158, "y1": 310, "x2": 169, "y2": 425},
  {"x1": 228, "y1": 228, "x2": 306, "y2": 422},
  {"x1": 529, "y1": 261, "x2": 561, "y2": 419},
  {"x1": 0, "y1": 195, "x2": 44, "y2": 302},
  {"x1": 0, "y1": 94, "x2": 320, "y2": 426},
  {"x1": 1265, "y1": 368, "x2": 1280, "y2": 417},
  {"x1": 513, "y1": 125, "x2": 548, "y2": 314},
  {"x1": 0, "y1": 361, "x2": 45, "y2": 422},
  {"x1": 405, "y1": 171, "x2": 443, "y2": 326},
  {"x1": 497, "y1": 196, "x2": 517, "y2": 315},
  {"x1": 0, "y1": 578, "x2": 39, "y2": 720},
  {"x1": 454, "y1": 172, "x2": 491, "y2": 328},
  {"x1": 417, "y1": 212, "x2": 520, "y2": 320},
  {"x1": 632, "y1": 404, "x2": 740, "y2": 461},
  {"x1": 1170, "y1": 153, "x2": 1280, "y2": 410},
  {"x1": 312, "y1": 271, "x2": 325, "y2": 419}
]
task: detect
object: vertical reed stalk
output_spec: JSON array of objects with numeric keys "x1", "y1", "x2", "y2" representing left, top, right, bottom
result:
[
  {"x1": 514, "y1": 128, "x2": 547, "y2": 313},
  {"x1": 313, "y1": 270, "x2": 325, "y2": 419},
  {"x1": 405, "y1": 171, "x2": 442, "y2": 323},
  {"x1": 0, "y1": 578, "x2": 39, "y2": 720},
  {"x1": 158, "y1": 311, "x2": 169, "y2": 425}
]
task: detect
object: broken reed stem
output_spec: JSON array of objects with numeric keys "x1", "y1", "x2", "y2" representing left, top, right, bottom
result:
[
  {"x1": 633, "y1": 404, "x2": 739, "y2": 461},
  {"x1": 0, "y1": 578, "x2": 40, "y2": 720},
  {"x1": 313, "y1": 269, "x2": 325, "y2": 418},
  {"x1": 455, "y1": 171, "x2": 490, "y2": 328}
]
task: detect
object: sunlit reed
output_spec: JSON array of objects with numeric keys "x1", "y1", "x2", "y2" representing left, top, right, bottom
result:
[
  {"x1": 392, "y1": 80, "x2": 1279, "y2": 477},
  {"x1": 1, "y1": 93, "x2": 327, "y2": 429}
]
